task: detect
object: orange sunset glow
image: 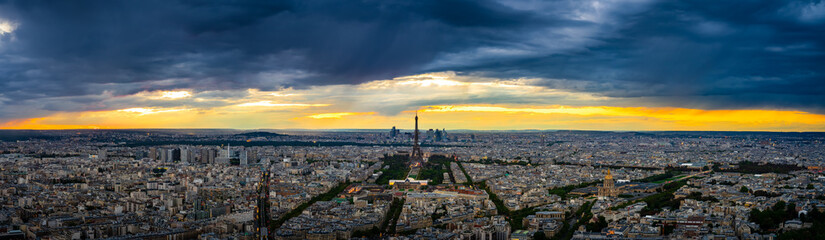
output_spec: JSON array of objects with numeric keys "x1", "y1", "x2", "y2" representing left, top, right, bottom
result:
[
  {"x1": 2, "y1": 72, "x2": 825, "y2": 131},
  {"x1": 4, "y1": 102, "x2": 825, "y2": 131}
]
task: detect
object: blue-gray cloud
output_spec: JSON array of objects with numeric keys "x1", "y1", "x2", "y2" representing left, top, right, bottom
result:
[{"x1": 0, "y1": 0, "x2": 823, "y2": 120}]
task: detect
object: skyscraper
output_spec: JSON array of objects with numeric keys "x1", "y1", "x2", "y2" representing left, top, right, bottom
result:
[
  {"x1": 160, "y1": 148, "x2": 168, "y2": 162},
  {"x1": 240, "y1": 150, "x2": 248, "y2": 166},
  {"x1": 180, "y1": 148, "x2": 189, "y2": 163},
  {"x1": 149, "y1": 147, "x2": 157, "y2": 161},
  {"x1": 254, "y1": 169, "x2": 271, "y2": 239},
  {"x1": 390, "y1": 126, "x2": 399, "y2": 138},
  {"x1": 171, "y1": 148, "x2": 181, "y2": 162},
  {"x1": 200, "y1": 149, "x2": 209, "y2": 164},
  {"x1": 208, "y1": 149, "x2": 216, "y2": 164}
]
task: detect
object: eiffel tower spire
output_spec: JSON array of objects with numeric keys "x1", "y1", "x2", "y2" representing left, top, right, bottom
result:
[{"x1": 411, "y1": 111, "x2": 423, "y2": 162}]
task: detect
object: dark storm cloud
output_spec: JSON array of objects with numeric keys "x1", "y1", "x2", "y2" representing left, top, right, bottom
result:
[
  {"x1": 0, "y1": 0, "x2": 539, "y2": 102},
  {"x1": 0, "y1": 0, "x2": 824, "y2": 120},
  {"x1": 444, "y1": 0, "x2": 825, "y2": 112}
]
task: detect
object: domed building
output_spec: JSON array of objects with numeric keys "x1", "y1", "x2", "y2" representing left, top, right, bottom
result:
[{"x1": 598, "y1": 169, "x2": 619, "y2": 198}]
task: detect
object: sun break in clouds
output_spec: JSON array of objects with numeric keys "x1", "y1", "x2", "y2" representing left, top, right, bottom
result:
[{"x1": 2, "y1": 72, "x2": 824, "y2": 131}]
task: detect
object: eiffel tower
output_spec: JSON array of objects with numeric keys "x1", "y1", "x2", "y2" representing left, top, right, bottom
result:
[{"x1": 410, "y1": 112, "x2": 424, "y2": 163}]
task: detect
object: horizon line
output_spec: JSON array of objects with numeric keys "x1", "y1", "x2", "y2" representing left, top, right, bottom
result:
[{"x1": 1, "y1": 128, "x2": 824, "y2": 134}]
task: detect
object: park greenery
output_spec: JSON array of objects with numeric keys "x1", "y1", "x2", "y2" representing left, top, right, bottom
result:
[
  {"x1": 708, "y1": 179, "x2": 737, "y2": 185},
  {"x1": 749, "y1": 201, "x2": 798, "y2": 231},
  {"x1": 778, "y1": 207, "x2": 825, "y2": 239},
  {"x1": 547, "y1": 180, "x2": 602, "y2": 200},
  {"x1": 638, "y1": 179, "x2": 689, "y2": 215},
  {"x1": 610, "y1": 178, "x2": 689, "y2": 214},
  {"x1": 375, "y1": 154, "x2": 410, "y2": 185},
  {"x1": 551, "y1": 200, "x2": 594, "y2": 240},
  {"x1": 386, "y1": 198, "x2": 406, "y2": 234},
  {"x1": 714, "y1": 161, "x2": 804, "y2": 174},
  {"x1": 477, "y1": 180, "x2": 538, "y2": 230},
  {"x1": 51, "y1": 178, "x2": 86, "y2": 184},
  {"x1": 585, "y1": 216, "x2": 608, "y2": 232},
  {"x1": 468, "y1": 158, "x2": 530, "y2": 166},
  {"x1": 753, "y1": 190, "x2": 782, "y2": 198},
  {"x1": 418, "y1": 155, "x2": 454, "y2": 184},
  {"x1": 685, "y1": 192, "x2": 719, "y2": 202},
  {"x1": 637, "y1": 170, "x2": 682, "y2": 183}
]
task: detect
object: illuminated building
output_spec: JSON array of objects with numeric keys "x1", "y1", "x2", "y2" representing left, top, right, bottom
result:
[
  {"x1": 598, "y1": 169, "x2": 619, "y2": 198},
  {"x1": 389, "y1": 178, "x2": 429, "y2": 189}
]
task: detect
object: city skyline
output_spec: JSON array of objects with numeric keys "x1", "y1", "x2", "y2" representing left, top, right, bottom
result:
[{"x1": 3, "y1": 1, "x2": 825, "y2": 237}]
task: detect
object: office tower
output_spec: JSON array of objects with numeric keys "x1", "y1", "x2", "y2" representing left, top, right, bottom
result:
[
  {"x1": 171, "y1": 148, "x2": 180, "y2": 162},
  {"x1": 249, "y1": 149, "x2": 258, "y2": 164},
  {"x1": 181, "y1": 148, "x2": 189, "y2": 163},
  {"x1": 240, "y1": 151, "x2": 248, "y2": 166},
  {"x1": 219, "y1": 149, "x2": 229, "y2": 161},
  {"x1": 442, "y1": 128, "x2": 447, "y2": 140},
  {"x1": 200, "y1": 149, "x2": 209, "y2": 164},
  {"x1": 216, "y1": 145, "x2": 231, "y2": 165},
  {"x1": 254, "y1": 169, "x2": 271, "y2": 240},
  {"x1": 208, "y1": 149, "x2": 216, "y2": 164},
  {"x1": 390, "y1": 126, "x2": 399, "y2": 138},
  {"x1": 160, "y1": 148, "x2": 168, "y2": 162},
  {"x1": 149, "y1": 147, "x2": 157, "y2": 161},
  {"x1": 166, "y1": 149, "x2": 173, "y2": 162}
]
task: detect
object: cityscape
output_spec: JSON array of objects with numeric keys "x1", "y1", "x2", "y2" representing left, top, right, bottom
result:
[
  {"x1": 1, "y1": 114, "x2": 824, "y2": 239},
  {"x1": 2, "y1": 0, "x2": 825, "y2": 239}
]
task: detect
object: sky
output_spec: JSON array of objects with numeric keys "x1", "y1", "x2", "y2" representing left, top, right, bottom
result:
[{"x1": 1, "y1": 0, "x2": 824, "y2": 131}]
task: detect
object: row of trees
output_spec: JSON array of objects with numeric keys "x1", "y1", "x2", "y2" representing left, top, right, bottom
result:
[
  {"x1": 270, "y1": 181, "x2": 351, "y2": 230},
  {"x1": 750, "y1": 201, "x2": 798, "y2": 231},
  {"x1": 609, "y1": 178, "x2": 689, "y2": 214},
  {"x1": 637, "y1": 170, "x2": 682, "y2": 183},
  {"x1": 714, "y1": 161, "x2": 804, "y2": 174},
  {"x1": 547, "y1": 180, "x2": 602, "y2": 200},
  {"x1": 779, "y1": 207, "x2": 825, "y2": 239}
]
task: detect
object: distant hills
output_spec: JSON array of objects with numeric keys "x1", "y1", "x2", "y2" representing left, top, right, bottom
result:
[{"x1": 234, "y1": 131, "x2": 288, "y2": 137}]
